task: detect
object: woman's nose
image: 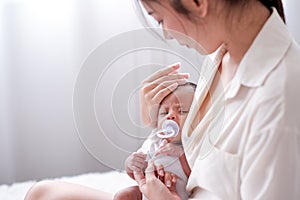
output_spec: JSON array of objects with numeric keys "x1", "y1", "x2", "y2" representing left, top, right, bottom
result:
[{"x1": 162, "y1": 27, "x2": 173, "y2": 40}]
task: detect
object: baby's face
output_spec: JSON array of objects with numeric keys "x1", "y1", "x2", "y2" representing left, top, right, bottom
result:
[{"x1": 157, "y1": 86, "x2": 195, "y2": 143}]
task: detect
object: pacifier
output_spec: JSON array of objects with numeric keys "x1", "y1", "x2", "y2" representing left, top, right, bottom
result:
[{"x1": 156, "y1": 120, "x2": 179, "y2": 138}]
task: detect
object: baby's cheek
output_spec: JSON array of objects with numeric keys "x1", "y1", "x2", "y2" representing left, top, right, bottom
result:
[
  {"x1": 180, "y1": 119, "x2": 186, "y2": 128},
  {"x1": 182, "y1": 115, "x2": 189, "y2": 124},
  {"x1": 157, "y1": 119, "x2": 164, "y2": 129}
]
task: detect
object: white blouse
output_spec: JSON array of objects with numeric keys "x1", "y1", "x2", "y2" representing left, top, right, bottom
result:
[{"x1": 182, "y1": 9, "x2": 300, "y2": 200}]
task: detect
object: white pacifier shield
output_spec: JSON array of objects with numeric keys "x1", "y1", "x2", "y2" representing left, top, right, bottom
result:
[{"x1": 156, "y1": 120, "x2": 179, "y2": 138}]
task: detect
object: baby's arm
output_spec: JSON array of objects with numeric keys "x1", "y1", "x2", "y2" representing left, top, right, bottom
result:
[
  {"x1": 125, "y1": 152, "x2": 147, "y2": 180},
  {"x1": 179, "y1": 153, "x2": 191, "y2": 177}
]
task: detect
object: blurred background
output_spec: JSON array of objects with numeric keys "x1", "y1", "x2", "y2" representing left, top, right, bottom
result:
[{"x1": 0, "y1": 0, "x2": 299, "y2": 185}]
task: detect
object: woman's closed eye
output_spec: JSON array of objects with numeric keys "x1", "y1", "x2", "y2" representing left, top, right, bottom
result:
[
  {"x1": 157, "y1": 20, "x2": 163, "y2": 26},
  {"x1": 147, "y1": 11, "x2": 163, "y2": 27}
]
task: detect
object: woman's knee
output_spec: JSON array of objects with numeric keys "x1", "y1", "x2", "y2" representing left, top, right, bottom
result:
[{"x1": 25, "y1": 180, "x2": 58, "y2": 200}]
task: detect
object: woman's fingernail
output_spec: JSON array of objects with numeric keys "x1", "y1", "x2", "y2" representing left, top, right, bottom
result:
[
  {"x1": 159, "y1": 169, "x2": 164, "y2": 176},
  {"x1": 172, "y1": 62, "x2": 181, "y2": 69},
  {"x1": 183, "y1": 73, "x2": 190, "y2": 78},
  {"x1": 166, "y1": 180, "x2": 171, "y2": 187}
]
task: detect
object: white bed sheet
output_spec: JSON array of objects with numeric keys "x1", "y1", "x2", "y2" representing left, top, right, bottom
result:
[{"x1": 0, "y1": 171, "x2": 136, "y2": 200}]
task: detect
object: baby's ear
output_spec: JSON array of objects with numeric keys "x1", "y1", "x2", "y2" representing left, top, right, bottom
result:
[{"x1": 181, "y1": 0, "x2": 208, "y2": 18}]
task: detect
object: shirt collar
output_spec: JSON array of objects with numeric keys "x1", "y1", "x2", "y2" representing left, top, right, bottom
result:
[{"x1": 226, "y1": 8, "x2": 292, "y2": 99}]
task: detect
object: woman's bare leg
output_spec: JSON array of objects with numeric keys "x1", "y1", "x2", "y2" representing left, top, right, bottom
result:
[
  {"x1": 25, "y1": 180, "x2": 114, "y2": 200},
  {"x1": 113, "y1": 186, "x2": 142, "y2": 200}
]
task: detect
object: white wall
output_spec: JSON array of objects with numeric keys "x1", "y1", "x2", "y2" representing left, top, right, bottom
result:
[
  {"x1": 283, "y1": 0, "x2": 300, "y2": 43},
  {"x1": 0, "y1": 0, "x2": 145, "y2": 184},
  {"x1": 0, "y1": 0, "x2": 201, "y2": 184}
]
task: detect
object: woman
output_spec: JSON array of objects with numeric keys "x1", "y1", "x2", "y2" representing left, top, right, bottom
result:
[
  {"x1": 135, "y1": 0, "x2": 300, "y2": 199},
  {"x1": 25, "y1": 0, "x2": 300, "y2": 199}
]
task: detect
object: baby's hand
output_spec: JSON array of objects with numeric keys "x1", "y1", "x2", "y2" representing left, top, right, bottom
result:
[
  {"x1": 155, "y1": 140, "x2": 184, "y2": 158},
  {"x1": 125, "y1": 152, "x2": 147, "y2": 172}
]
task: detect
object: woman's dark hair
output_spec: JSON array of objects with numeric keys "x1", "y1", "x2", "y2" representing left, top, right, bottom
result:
[
  {"x1": 223, "y1": 0, "x2": 285, "y2": 23},
  {"x1": 177, "y1": 81, "x2": 197, "y2": 91},
  {"x1": 138, "y1": 0, "x2": 285, "y2": 23},
  {"x1": 159, "y1": 81, "x2": 197, "y2": 106},
  {"x1": 258, "y1": 0, "x2": 285, "y2": 23}
]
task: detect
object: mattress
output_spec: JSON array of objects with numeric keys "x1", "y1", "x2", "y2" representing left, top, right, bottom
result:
[{"x1": 0, "y1": 171, "x2": 136, "y2": 200}]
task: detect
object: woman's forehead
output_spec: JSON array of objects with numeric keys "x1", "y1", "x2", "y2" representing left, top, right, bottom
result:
[{"x1": 141, "y1": 0, "x2": 171, "y2": 13}]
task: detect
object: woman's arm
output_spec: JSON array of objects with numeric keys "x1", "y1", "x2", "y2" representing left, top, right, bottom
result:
[{"x1": 140, "y1": 63, "x2": 189, "y2": 127}]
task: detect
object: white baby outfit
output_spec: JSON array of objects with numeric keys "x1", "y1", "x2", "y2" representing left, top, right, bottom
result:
[{"x1": 138, "y1": 130, "x2": 190, "y2": 200}]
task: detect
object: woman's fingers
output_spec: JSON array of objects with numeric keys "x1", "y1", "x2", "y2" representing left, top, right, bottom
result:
[
  {"x1": 133, "y1": 170, "x2": 146, "y2": 189},
  {"x1": 133, "y1": 161, "x2": 165, "y2": 198},
  {"x1": 153, "y1": 73, "x2": 190, "y2": 85},
  {"x1": 144, "y1": 161, "x2": 155, "y2": 173},
  {"x1": 143, "y1": 62, "x2": 181, "y2": 83},
  {"x1": 153, "y1": 84, "x2": 180, "y2": 102},
  {"x1": 152, "y1": 77, "x2": 187, "y2": 92},
  {"x1": 142, "y1": 76, "x2": 189, "y2": 100},
  {"x1": 171, "y1": 173, "x2": 177, "y2": 184},
  {"x1": 142, "y1": 75, "x2": 189, "y2": 101},
  {"x1": 157, "y1": 164, "x2": 165, "y2": 177},
  {"x1": 143, "y1": 161, "x2": 158, "y2": 182},
  {"x1": 164, "y1": 171, "x2": 172, "y2": 187},
  {"x1": 134, "y1": 161, "x2": 177, "y2": 189},
  {"x1": 142, "y1": 80, "x2": 185, "y2": 126},
  {"x1": 149, "y1": 82, "x2": 178, "y2": 103},
  {"x1": 168, "y1": 173, "x2": 178, "y2": 193},
  {"x1": 143, "y1": 74, "x2": 189, "y2": 91},
  {"x1": 152, "y1": 163, "x2": 176, "y2": 188},
  {"x1": 140, "y1": 63, "x2": 190, "y2": 127}
]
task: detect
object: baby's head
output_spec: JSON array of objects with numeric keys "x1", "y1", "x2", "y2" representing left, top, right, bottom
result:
[{"x1": 157, "y1": 82, "x2": 196, "y2": 143}]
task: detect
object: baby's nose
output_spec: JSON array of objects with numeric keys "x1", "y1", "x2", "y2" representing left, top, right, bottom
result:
[{"x1": 166, "y1": 113, "x2": 176, "y2": 120}]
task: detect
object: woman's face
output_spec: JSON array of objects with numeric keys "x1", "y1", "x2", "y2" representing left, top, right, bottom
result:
[
  {"x1": 140, "y1": 0, "x2": 223, "y2": 54},
  {"x1": 157, "y1": 86, "x2": 195, "y2": 143}
]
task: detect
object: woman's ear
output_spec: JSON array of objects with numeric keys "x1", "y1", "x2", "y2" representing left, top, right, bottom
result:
[{"x1": 181, "y1": 0, "x2": 208, "y2": 18}]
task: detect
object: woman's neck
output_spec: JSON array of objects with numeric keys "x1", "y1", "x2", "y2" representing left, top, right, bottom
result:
[
  {"x1": 223, "y1": 1, "x2": 271, "y2": 65},
  {"x1": 219, "y1": 1, "x2": 271, "y2": 86}
]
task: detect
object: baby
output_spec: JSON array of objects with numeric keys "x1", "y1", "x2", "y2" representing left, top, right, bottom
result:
[{"x1": 114, "y1": 82, "x2": 196, "y2": 200}]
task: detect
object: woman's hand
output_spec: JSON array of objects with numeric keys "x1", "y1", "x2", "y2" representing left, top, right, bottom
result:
[
  {"x1": 133, "y1": 161, "x2": 181, "y2": 200},
  {"x1": 140, "y1": 63, "x2": 189, "y2": 127}
]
